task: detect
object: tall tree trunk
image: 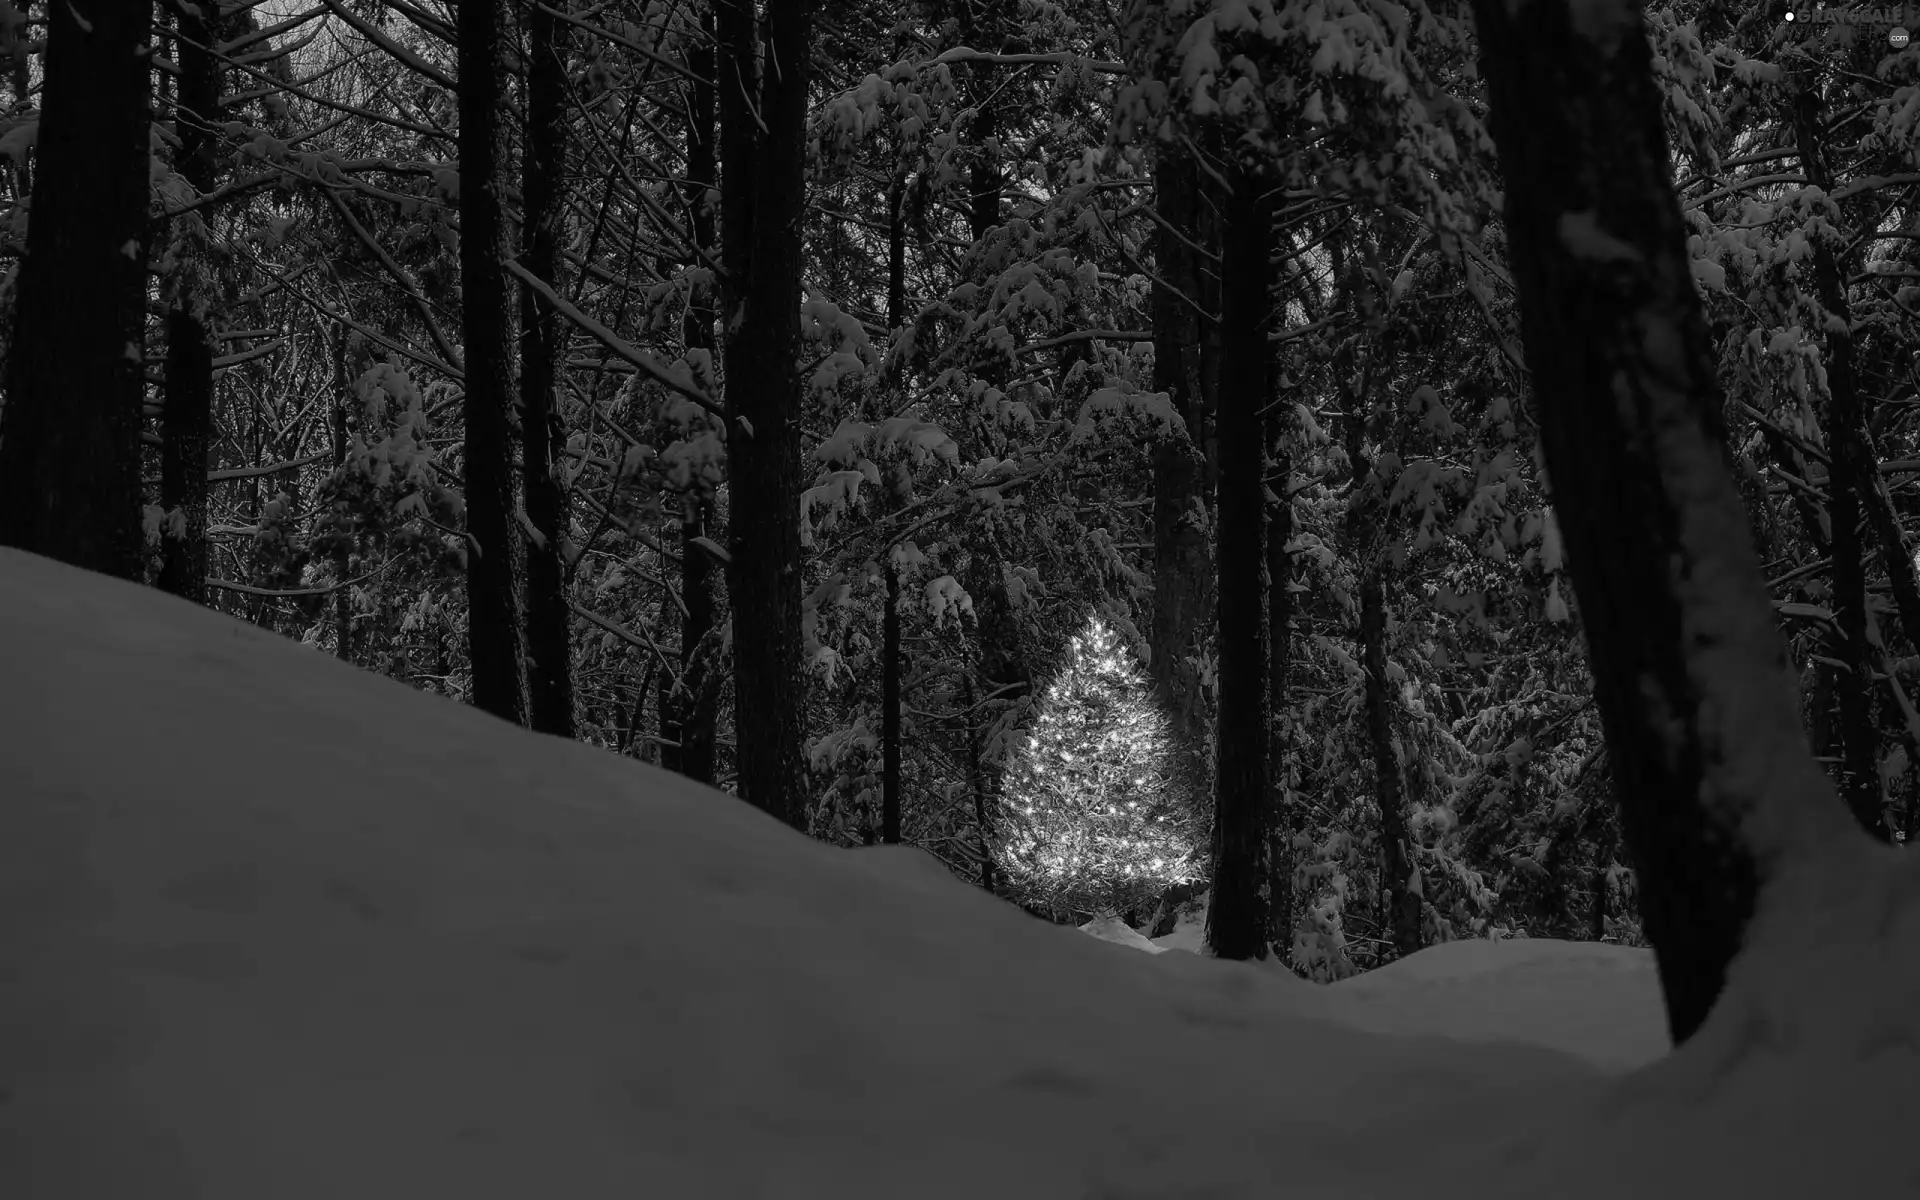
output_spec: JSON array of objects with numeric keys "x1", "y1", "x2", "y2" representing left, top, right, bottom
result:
[
  {"x1": 882, "y1": 561, "x2": 903, "y2": 843},
  {"x1": 1472, "y1": 0, "x2": 1865, "y2": 1044},
  {"x1": 0, "y1": 0, "x2": 152, "y2": 579},
  {"x1": 519, "y1": 0, "x2": 574, "y2": 737},
  {"x1": 330, "y1": 334, "x2": 354, "y2": 662},
  {"x1": 718, "y1": 0, "x2": 815, "y2": 828},
  {"x1": 669, "y1": 8, "x2": 720, "y2": 786},
  {"x1": 1204, "y1": 160, "x2": 1273, "y2": 961},
  {"x1": 1149, "y1": 144, "x2": 1218, "y2": 821},
  {"x1": 1266, "y1": 426, "x2": 1294, "y2": 963},
  {"x1": 458, "y1": 0, "x2": 526, "y2": 725},
  {"x1": 1793, "y1": 85, "x2": 1889, "y2": 841},
  {"x1": 158, "y1": 0, "x2": 222, "y2": 604},
  {"x1": 1360, "y1": 561, "x2": 1421, "y2": 957},
  {"x1": 1589, "y1": 808, "x2": 1614, "y2": 941},
  {"x1": 955, "y1": 3, "x2": 1003, "y2": 242},
  {"x1": 963, "y1": 675, "x2": 995, "y2": 891},
  {"x1": 878, "y1": 163, "x2": 910, "y2": 846}
]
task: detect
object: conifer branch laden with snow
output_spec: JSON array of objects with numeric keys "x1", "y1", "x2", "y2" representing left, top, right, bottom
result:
[{"x1": 997, "y1": 614, "x2": 1206, "y2": 917}]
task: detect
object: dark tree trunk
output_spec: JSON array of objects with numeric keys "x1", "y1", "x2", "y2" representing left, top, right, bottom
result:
[
  {"x1": 680, "y1": 537, "x2": 721, "y2": 784},
  {"x1": 519, "y1": 0, "x2": 575, "y2": 738},
  {"x1": 1472, "y1": 0, "x2": 1864, "y2": 1044},
  {"x1": 458, "y1": 0, "x2": 526, "y2": 725},
  {"x1": 670, "y1": 9, "x2": 719, "y2": 787},
  {"x1": 1760, "y1": 427, "x2": 1830, "y2": 554},
  {"x1": 1792, "y1": 86, "x2": 1889, "y2": 841},
  {"x1": 1777, "y1": 87, "x2": 1920, "y2": 666},
  {"x1": 888, "y1": 168, "x2": 908, "y2": 330},
  {"x1": 1150, "y1": 144, "x2": 1219, "y2": 815},
  {"x1": 0, "y1": 0, "x2": 152, "y2": 579},
  {"x1": 331, "y1": 336, "x2": 354, "y2": 663},
  {"x1": 158, "y1": 0, "x2": 222, "y2": 605},
  {"x1": 963, "y1": 675, "x2": 995, "y2": 891},
  {"x1": 878, "y1": 160, "x2": 909, "y2": 846},
  {"x1": 159, "y1": 310, "x2": 212, "y2": 601},
  {"x1": 955, "y1": 4, "x2": 1003, "y2": 242},
  {"x1": 1907, "y1": 756, "x2": 1920, "y2": 845},
  {"x1": 1203, "y1": 161, "x2": 1273, "y2": 962},
  {"x1": 1360, "y1": 564, "x2": 1421, "y2": 958},
  {"x1": 718, "y1": 0, "x2": 815, "y2": 829},
  {"x1": 1267, "y1": 426, "x2": 1294, "y2": 963},
  {"x1": 881, "y1": 561, "x2": 903, "y2": 843},
  {"x1": 626, "y1": 659, "x2": 655, "y2": 759},
  {"x1": 1589, "y1": 814, "x2": 1614, "y2": 942}
]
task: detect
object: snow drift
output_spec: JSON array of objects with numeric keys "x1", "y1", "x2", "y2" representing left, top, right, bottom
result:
[{"x1": 1, "y1": 548, "x2": 1914, "y2": 1197}]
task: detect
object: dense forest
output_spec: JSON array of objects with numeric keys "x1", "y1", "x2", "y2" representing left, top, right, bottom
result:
[{"x1": 0, "y1": 0, "x2": 1910, "y2": 1023}]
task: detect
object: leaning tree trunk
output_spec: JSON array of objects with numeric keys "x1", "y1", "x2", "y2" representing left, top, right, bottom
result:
[
  {"x1": 1471, "y1": 0, "x2": 1866, "y2": 1044},
  {"x1": 1204, "y1": 159, "x2": 1274, "y2": 962},
  {"x1": 158, "y1": 0, "x2": 223, "y2": 605},
  {"x1": 457, "y1": 0, "x2": 526, "y2": 726},
  {"x1": 519, "y1": 0, "x2": 575, "y2": 737},
  {"x1": 718, "y1": 0, "x2": 815, "y2": 829},
  {"x1": 0, "y1": 0, "x2": 152, "y2": 579}
]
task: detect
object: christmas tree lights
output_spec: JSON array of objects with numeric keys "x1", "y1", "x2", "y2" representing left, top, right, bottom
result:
[{"x1": 997, "y1": 613, "x2": 1206, "y2": 917}]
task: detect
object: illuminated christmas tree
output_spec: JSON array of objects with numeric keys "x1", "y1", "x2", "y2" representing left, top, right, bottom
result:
[{"x1": 997, "y1": 613, "x2": 1206, "y2": 918}]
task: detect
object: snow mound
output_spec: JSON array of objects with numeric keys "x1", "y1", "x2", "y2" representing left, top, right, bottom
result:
[
  {"x1": 1077, "y1": 915, "x2": 1166, "y2": 954},
  {"x1": 2, "y1": 548, "x2": 1915, "y2": 1196},
  {"x1": 1326, "y1": 937, "x2": 1666, "y2": 1071},
  {"x1": 0, "y1": 551, "x2": 1593, "y2": 1197}
]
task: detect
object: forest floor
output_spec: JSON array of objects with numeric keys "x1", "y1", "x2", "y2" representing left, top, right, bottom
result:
[{"x1": 2, "y1": 546, "x2": 1914, "y2": 1197}]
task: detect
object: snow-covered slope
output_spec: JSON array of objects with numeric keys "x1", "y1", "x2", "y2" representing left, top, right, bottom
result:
[
  {"x1": 1328, "y1": 937, "x2": 1666, "y2": 1071},
  {"x1": 2, "y1": 548, "x2": 1914, "y2": 1197}
]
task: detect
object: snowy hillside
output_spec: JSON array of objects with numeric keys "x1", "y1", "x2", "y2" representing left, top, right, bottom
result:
[{"x1": 2, "y1": 548, "x2": 1915, "y2": 1197}]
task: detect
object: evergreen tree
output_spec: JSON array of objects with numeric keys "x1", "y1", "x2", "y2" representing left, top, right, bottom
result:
[{"x1": 998, "y1": 615, "x2": 1206, "y2": 918}]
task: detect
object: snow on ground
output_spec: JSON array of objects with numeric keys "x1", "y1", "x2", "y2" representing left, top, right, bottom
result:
[
  {"x1": 1077, "y1": 915, "x2": 1166, "y2": 954},
  {"x1": 2, "y1": 548, "x2": 1916, "y2": 1197},
  {"x1": 1328, "y1": 938, "x2": 1667, "y2": 1071},
  {"x1": 1129, "y1": 910, "x2": 1665, "y2": 1071}
]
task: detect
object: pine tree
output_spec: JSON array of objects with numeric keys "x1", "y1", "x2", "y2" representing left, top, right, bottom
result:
[{"x1": 998, "y1": 615, "x2": 1206, "y2": 918}]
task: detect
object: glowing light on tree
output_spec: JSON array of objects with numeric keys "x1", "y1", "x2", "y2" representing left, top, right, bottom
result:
[{"x1": 997, "y1": 613, "x2": 1206, "y2": 916}]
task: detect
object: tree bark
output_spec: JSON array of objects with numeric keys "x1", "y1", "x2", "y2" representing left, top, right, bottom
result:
[
  {"x1": 1472, "y1": 0, "x2": 1863, "y2": 1044},
  {"x1": 1360, "y1": 561, "x2": 1421, "y2": 957},
  {"x1": 1792, "y1": 86, "x2": 1889, "y2": 840},
  {"x1": 1203, "y1": 160, "x2": 1273, "y2": 961},
  {"x1": 331, "y1": 334, "x2": 354, "y2": 663},
  {"x1": 668, "y1": 8, "x2": 720, "y2": 786},
  {"x1": 963, "y1": 675, "x2": 995, "y2": 891},
  {"x1": 881, "y1": 561, "x2": 903, "y2": 843},
  {"x1": 1150, "y1": 144, "x2": 1219, "y2": 818},
  {"x1": 458, "y1": 0, "x2": 527, "y2": 725},
  {"x1": 878, "y1": 160, "x2": 909, "y2": 846},
  {"x1": 519, "y1": 0, "x2": 575, "y2": 737},
  {"x1": 158, "y1": 0, "x2": 222, "y2": 605},
  {"x1": 954, "y1": 2, "x2": 1003, "y2": 242},
  {"x1": 1266, "y1": 390, "x2": 1294, "y2": 963},
  {"x1": 718, "y1": 0, "x2": 815, "y2": 829},
  {"x1": 0, "y1": 0, "x2": 152, "y2": 579}
]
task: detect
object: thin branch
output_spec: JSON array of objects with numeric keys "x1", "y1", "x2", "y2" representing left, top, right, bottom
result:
[{"x1": 504, "y1": 258, "x2": 722, "y2": 417}]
